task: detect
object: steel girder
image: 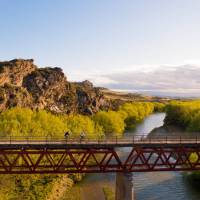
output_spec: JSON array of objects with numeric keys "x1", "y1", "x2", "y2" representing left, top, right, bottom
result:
[{"x1": 0, "y1": 146, "x2": 199, "y2": 174}]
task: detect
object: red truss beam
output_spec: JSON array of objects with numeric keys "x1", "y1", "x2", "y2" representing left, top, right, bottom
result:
[{"x1": 0, "y1": 146, "x2": 200, "y2": 174}]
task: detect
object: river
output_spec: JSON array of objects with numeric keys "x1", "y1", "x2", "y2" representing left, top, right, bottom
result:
[{"x1": 79, "y1": 113, "x2": 200, "y2": 200}]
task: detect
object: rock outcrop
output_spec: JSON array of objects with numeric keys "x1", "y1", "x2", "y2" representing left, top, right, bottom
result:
[
  {"x1": 0, "y1": 59, "x2": 110, "y2": 114},
  {"x1": 0, "y1": 59, "x2": 36, "y2": 86}
]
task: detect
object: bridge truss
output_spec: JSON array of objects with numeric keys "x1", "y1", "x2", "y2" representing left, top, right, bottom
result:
[{"x1": 0, "y1": 144, "x2": 199, "y2": 174}]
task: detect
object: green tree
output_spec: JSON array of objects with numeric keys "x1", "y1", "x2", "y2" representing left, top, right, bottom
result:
[
  {"x1": 0, "y1": 107, "x2": 68, "y2": 137},
  {"x1": 64, "y1": 114, "x2": 103, "y2": 138},
  {"x1": 93, "y1": 111, "x2": 125, "y2": 136}
]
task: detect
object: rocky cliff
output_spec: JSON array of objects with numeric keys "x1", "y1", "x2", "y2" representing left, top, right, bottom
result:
[{"x1": 0, "y1": 59, "x2": 110, "y2": 114}]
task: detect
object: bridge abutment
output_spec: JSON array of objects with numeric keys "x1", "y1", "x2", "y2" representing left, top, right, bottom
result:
[{"x1": 115, "y1": 172, "x2": 134, "y2": 200}]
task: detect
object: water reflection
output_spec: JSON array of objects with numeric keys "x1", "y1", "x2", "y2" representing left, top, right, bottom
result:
[{"x1": 125, "y1": 112, "x2": 166, "y2": 137}]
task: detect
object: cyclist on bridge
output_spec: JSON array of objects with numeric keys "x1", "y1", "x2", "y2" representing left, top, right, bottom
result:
[
  {"x1": 64, "y1": 131, "x2": 71, "y2": 140},
  {"x1": 80, "y1": 131, "x2": 86, "y2": 142}
]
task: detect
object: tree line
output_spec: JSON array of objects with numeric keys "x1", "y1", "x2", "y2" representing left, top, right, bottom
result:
[
  {"x1": 0, "y1": 102, "x2": 159, "y2": 139},
  {"x1": 165, "y1": 100, "x2": 200, "y2": 132}
]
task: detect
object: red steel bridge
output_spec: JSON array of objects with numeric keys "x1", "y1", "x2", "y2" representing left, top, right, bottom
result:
[{"x1": 0, "y1": 135, "x2": 199, "y2": 174}]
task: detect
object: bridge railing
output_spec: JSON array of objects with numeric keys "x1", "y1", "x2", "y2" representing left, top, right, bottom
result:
[{"x1": 0, "y1": 135, "x2": 199, "y2": 144}]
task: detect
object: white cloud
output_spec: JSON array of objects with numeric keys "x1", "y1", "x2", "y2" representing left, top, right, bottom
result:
[{"x1": 88, "y1": 64, "x2": 200, "y2": 97}]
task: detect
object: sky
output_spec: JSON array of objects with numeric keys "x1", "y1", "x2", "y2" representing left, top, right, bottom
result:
[{"x1": 1, "y1": 0, "x2": 200, "y2": 97}]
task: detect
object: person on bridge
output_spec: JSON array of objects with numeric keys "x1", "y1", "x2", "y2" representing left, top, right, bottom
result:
[
  {"x1": 80, "y1": 131, "x2": 86, "y2": 142},
  {"x1": 64, "y1": 131, "x2": 70, "y2": 141}
]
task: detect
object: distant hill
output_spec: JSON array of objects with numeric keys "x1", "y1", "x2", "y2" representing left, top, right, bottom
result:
[
  {"x1": 99, "y1": 88, "x2": 170, "y2": 101},
  {"x1": 0, "y1": 59, "x2": 171, "y2": 114}
]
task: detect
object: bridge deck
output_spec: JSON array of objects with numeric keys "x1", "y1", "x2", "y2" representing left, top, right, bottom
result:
[{"x1": 0, "y1": 136, "x2": 200, "y2": 149}]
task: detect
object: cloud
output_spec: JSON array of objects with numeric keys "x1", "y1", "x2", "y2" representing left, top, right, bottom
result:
[{"x1": 89, "y1": 64, "x2": 200, "y2": 97}]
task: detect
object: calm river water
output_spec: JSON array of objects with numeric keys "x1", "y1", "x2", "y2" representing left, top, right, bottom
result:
[{"x1": 80, "y1": 113, "x2": 200, "y2": 200}]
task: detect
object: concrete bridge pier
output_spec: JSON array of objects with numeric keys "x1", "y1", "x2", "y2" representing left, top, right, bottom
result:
[{"x1": 115, "y1": 172, "x2": 134, "y2": 200}]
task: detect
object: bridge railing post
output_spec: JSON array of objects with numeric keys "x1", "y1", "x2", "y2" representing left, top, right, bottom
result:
[
  {"x1": 10, "y1": 135, "x2": 11, "y2": 144},
  {"x1": 196, "y1": 136, "x2": 198, "y2": 144}
]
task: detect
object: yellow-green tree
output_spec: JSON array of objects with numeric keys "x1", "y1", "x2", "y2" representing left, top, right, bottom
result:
[
  {"x1": 119, "y1": 102, "x2": 154, "y2": 129},
  {"x1": 64, "y1": 114, "x2": 103, "y2": 138},
  {"x1": 165, "y1": 100, "x2": 200, "y2": 131},
  {"x1": 93, "y1": 111, "x2": 125, "y2": 136},
  {"x1": 0, "y1": 107, "x2": 68, "y2": 137}
]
